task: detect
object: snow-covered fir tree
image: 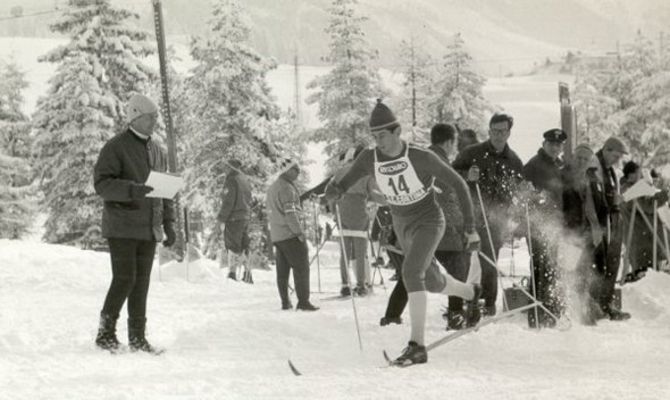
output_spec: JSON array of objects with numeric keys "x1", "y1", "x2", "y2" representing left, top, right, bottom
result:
[
  {"x1": 428, "y1": 33, "x2": 493, "y2": 133},
  {"x1": 574, "y1": 31, "x2": 670, "y2": 166},
  {"x1": 396, "y1": 35, "x2": 437, "y2": 142},
  {"x1": 31, "y1": 0, "x2": 155, "y2": 248},
  {"x1": 0, "y1": 59, "x2": 34, "y2": 239},
  {"x1": 306, "y1": 0, "x2": 385, "y2": 164},
  {"x1": 182, "y1": 0, "x2": 301, "y2": 260}
]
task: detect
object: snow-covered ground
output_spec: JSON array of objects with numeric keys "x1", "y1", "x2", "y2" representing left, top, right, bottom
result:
[{"x1": 1, "y1": 237, "x2": 669, "y2": 400}]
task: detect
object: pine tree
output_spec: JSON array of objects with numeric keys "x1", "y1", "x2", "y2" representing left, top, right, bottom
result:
[
  {"x1": 31, "y1": 0, "x2": 155, "y2": 248},
  {"x1": 428, "y1": 33, "x2": 493, "y2": 133},
  {"x1": 182, "y1": 0, "x2": 300, "y2": 260},
  {"x1": 0, "y1": 59, "x2": 34, "y2": 239},
  {"x1": 306, "y1": 0, "x2": 385, "y2": 162},
  {"x1": 396, "y1": 35, "x2": 437, "y2": 142},
  {"x1": 572, "y1": 66, "x2": 620, "y2": 146}
]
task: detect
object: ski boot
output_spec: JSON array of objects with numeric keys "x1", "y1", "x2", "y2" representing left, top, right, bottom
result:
[
  {"x1": 465, "y1": 284, "x2": 482, "y2": 327},
  {"x1": 379, "y1": 316, "x2": 402, "y2": 326},
  {"x1": 296, "y1": 302, "x2": 320, "y2": 311},
  {"x1": 392, "y1": 341, "x2": 427, "y2": 366},
  {"x1": 128, "y1": 317, "x2": 164, "y2": 355},
  {"x1": 445, "y1": 309, "x2": 465, "y2": 330}
]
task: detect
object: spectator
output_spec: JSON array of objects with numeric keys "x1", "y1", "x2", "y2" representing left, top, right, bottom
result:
[
  {"x1": 588, "y1": 137, "x2": 631, "y2": 320},
  {"x1": 522, "y1": 129, "x2": 567, "y2": 328},
  {"x1": 453, "y1": 113, "x2": 524, "y2": 316},
  {"x1": 93, "y1": 94, "x2": 175, "y2": 354},
  {"x1": 266, "y1": 158, "x2": 319, "y2": 311},
  {"x1": 620, "y1": 161, "x2": 669, "y2": 282},
  {"x1": 331, "y1": 145, "x2": 385, "y2": 297},
  {"x1": 217, "y1": 159, "x2": 253, "y2": 283},
  {"x1": 429, "y1": 123, "x2": 471, "y2": 330},
  {"x1": 457, "y1": 128, "x2": 479, "y2": 152}
]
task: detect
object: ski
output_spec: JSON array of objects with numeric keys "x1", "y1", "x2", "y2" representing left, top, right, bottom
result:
[
  {"x1": 288, "y1": 359, "x2": 302, "y2": 376},
  {"x1": 426, "y1": 302, "x2": 540, "y2": 351},
  {"x1": 382, "y1": 302, "x2": 541, "y2": 367}
]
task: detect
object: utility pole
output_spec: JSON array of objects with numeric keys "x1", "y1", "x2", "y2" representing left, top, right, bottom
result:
[
  {"x1": 293, "y1": 51, "x2": 302, "y2": 132},
  {"x1": 559, "y1": 82, "x2": 577, "y2": 161},
  {"x1": 152, "y1": 0, "x2": 184, "y2": 260}
]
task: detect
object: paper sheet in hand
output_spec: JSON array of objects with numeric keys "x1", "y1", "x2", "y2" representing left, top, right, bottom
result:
[
  {"x1": 622, "y1": 180, "x2": 657, "y2": 202},
  {"x1": 145, "y1": 171, "x2": 183, "y2": 199}
]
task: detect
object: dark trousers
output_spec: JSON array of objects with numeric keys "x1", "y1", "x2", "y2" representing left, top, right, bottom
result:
[
  {"x1": 435, "y1": 250, "x2": 470, "y2": 311},
  {"x1": 593, "y1": 214, "x2": 623, "y2": 310},
  {"x1": 274, "y1": 237, "x2": 311, "y2": 306},
  {"x1": 384, "y1": 251, "x2": 407, "y2": 319},
  {"x1": 528, "y1": 232, "x2": 562, "y2": 326},
  {"x1": 477, "y1": 220, "x2": 503, "y2": 306},
  {"x1": 101, "y1": 238, "x2": 157, "y2": 319}
]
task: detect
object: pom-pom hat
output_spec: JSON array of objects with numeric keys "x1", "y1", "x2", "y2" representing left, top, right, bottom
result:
[{"x1": 369, "y1": 99, "x2": 399, "y2": 133}]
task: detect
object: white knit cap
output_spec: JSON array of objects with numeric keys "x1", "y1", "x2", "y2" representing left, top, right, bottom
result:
[
  {"x1": 277, "y1": 158, "x2": 299, "y2": 176},
  {"x1": 126, "y1": 94, "x2": 158, "y2": 123}
]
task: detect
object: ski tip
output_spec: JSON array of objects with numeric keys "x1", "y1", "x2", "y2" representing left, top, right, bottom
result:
[
  {"x1": 382, "y1": 350, "x2": 392, "y2": 364},
  {"x1": 288, "y1": 359, "x2": 302, "y2": 376}
]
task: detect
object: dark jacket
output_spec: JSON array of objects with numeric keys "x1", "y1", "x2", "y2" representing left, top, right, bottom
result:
[
  {"x1": 452, "y1": 140, "x2": 524, "y2": 214},
  {"x1": 596, "y1": 150, "x2": 620, "y2": 214},
  {"x1": 523, "y1": 148, "x2": 564, "y2": 211},
  {"x1": 429, "y1": 144, "x2": 464, "y2": 251},
  {"x1": 217, "y1": 170, "x2": 252, "y2": 223},
  {"x1": 94, "y1": 129, "x2": 175, "y2": 241}
]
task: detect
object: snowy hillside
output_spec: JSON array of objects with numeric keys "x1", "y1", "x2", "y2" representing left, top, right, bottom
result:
[{"x1": 1, "y1": 238, "x2": 669, "y2": 399}]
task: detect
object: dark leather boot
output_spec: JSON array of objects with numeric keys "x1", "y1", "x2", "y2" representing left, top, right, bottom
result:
[
  {"x1": 95, "y1": 313, "x2": 120, "y2": 351},
  {"x1": 128, "y1": 317, "x2": 163, "y2": 354}
]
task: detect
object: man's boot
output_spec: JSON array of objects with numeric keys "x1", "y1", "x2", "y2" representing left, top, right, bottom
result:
[
  {"x1": 391, "y1": 341, "x2": 427, "y2": 366},
  {"x1": 128, "y1": 317, "x2": 163, "y2": 355},
  {"x1": 95, "y1": 313, "x2": 120, "y2": 351}
]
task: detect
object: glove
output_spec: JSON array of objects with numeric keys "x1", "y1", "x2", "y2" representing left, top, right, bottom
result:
[
  {"x1": 463, "y1": 231, "x2": 481, "y2": 252},
  {"x1": 163, "y1": 223, "x2": 176, "y2": 247},
  {"x1": 467, "y1": 166, "x2": 480, "y2": 182},
  {"x1": 653, "y1": 190, "x2": 669, "y2": 205},
  {"x1": 130, "y1": 184, "x2": 153, "y2": 200},
  {"x1": 324, "y1": 182, "x2": 343, "y2": 202}
]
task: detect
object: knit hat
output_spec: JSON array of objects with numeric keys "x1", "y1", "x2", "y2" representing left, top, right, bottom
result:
[
  {"x1": 127, "y1": 94, "x2": 158, "y2": 123},
  {"x1": 603, "y1": 136, "x2": 629, "y2": 154},
  {"x1": 369, "y1": 99, "x2": 399, "y2": 133},
  {"x1": 277, "y1": 157, "x2": 299, "y2": 176}
]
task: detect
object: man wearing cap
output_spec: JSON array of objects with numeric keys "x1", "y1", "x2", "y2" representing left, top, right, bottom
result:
[
  {"x1": 325, "y1": 100, "x2": 482, "y2": 366},
  {"x1": 522, "y1": 128, "x2": 568, "y2": 327},
  {"x1": 93, "y1": 93, "x2": 176, "y2": 354},
  {"x1": 266, "y1": 158, "x2": 319, "y2": 311},
  {"x1": 588, "y1": 136, "x2": 631, "y2": 320},
  {"x1": 217, "y1": 159, "x2": 253, "y2": 283},
  {"x1": 331, "y1": 145, "x2": 385, "y2": 297},
  {"x1": 453, "y1": 113, "x2": 524, "y2": 316}
]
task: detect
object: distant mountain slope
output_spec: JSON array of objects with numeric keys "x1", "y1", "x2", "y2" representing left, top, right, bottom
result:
[{"x1": 0, "y1": 0, "x2": 667, "y2": 73}]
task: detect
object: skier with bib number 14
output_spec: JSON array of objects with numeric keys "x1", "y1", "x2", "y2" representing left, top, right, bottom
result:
[{"x1": 324, "y1": 99, "x2": 482, "y2": 367}]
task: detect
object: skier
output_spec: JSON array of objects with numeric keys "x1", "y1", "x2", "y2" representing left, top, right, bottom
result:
[
  {"x1": 217, "y1": 159, "x2": 253, "y2": 283},
  {"x1": 330, "y1": 145, "x2": 385, "y2": 297},
  {"x1": 93, "y1": 93, "x2": 175, "y2": 354},
  {"x1": 325, "y1": 100, "x2": 481, "y2": 366}
]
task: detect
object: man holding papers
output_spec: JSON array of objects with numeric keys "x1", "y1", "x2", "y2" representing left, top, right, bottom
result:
[{"x1": 93, "y1": 93, "x2": 176, "y2": 354}]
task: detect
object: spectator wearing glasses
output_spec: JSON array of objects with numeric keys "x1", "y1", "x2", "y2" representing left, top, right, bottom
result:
[{"x1": 453, "y1": 113, "x2": 524, "y2": 316}]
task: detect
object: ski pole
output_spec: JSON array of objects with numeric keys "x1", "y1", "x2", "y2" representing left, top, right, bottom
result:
[
  {"x1": 313, "y1": 200, "x2": 322, "y2": 292},
  {"x1": 525, "y1": 204, "x2": 540, "y2": 330},
  {"x1": 335, "y1": 204, "x2": 363, "y2": 352},
  {"x1": 474, "y1": 183, "x2": 509, "y2": 311}
]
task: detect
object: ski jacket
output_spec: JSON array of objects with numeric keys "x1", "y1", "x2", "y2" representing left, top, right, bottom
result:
[
  {"x1": 428, "y1": 144, "x2": 464, "y2": 251},
  {"x1": 331, "y1": 162, "x2": 382, "y2": 231},
  {"x1": 266, "y1": 175, "x2": 303, "y2": 243},
  {"x1": 94, "y1": 129, "x2": 175, "y2": 241},
  {"x1": 217, "y1": 170, "x2": 252, "y2": 223},
  {"x1": 452, "y1": 140, "x2": 524, "y2": 215},
  {"x1": 523, "y1": 148, "x2": 565, "y2": 212}
]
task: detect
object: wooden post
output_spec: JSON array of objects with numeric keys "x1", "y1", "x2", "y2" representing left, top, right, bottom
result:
[
  {"x1": 559, "y1": 82, "x2": 577, "y2": 162},
  {"x1": 152, "y1": 0, "x2": 184, "y2": 260}
]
